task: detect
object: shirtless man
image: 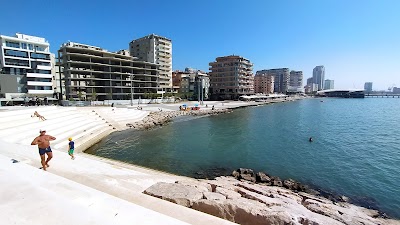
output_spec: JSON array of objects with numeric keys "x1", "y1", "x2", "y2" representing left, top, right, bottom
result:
[
  {"x1": 31, "y1": 111, "x2": 46, "y2": 121},
  {"x1": 31, "y1": 130, "x2": 56, "y2": 171}
]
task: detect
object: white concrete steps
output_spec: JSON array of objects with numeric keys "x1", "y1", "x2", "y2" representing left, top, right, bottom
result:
[{"x1": 0, "y1": 154, "x2": 192, "y2": 225}]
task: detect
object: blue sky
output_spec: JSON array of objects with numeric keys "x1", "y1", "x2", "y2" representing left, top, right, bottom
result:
[{"x1": 1, "y1": 0, "x2": 399, "y2": 90}]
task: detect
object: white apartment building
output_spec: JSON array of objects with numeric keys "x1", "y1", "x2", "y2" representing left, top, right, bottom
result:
[
  {"x1": 129, "y1": 34, "x2": 172, "y2": 92},
  {"x1": 0, "y1": 33, "x2": 54, "y2": 99}
]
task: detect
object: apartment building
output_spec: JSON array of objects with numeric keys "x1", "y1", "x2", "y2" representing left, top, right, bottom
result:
[
  {"x1": 324, "y1": 79, "x2": 334, "y2": 90},
  {"x1": 0, "y1": 33, "x2": 54, "y2": 99},
  {"x1": 256, "y1": 68, "x2": 289, "y2": 93},
  {"x1": 129, "y1": 34, "x2": 172, "y2": 91},
  {"x1": 209, "y1": 55, "x2": 254, "y2": 100},
  {"x1": 254, "y1": 71, "x2": 274, "y2": 94},
  {"x1": 172, "y1": 68, "x2": 210, "y2": 100},
  {"x1": 289, "y1": 70, "x2": 303, "y2": 88},
  {"x1": 58, "y1": 42, "x2": 159, "y2": 101}
]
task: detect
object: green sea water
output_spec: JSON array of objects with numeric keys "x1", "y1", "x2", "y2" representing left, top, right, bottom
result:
[{"x1": 87, "y1": 98, "x2": 400, "y2": 218}]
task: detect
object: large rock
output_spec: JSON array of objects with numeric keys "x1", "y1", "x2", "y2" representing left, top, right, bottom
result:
[
  {"x1": 192, "y1": 198, "x2": 295, "y2": 225},
  {"x1": 144, "y1": 182, "x2": 203, "y2": 207},
  {"x1": 203, "y1": 192, "x2": 227, "y2": 201},
  {"x1": 176, "y1": 179, "x2": 212, "y2": 192},
  {"x1": 256, "y1": 172, "x2": 271, "y2": 184},
  {"x1": 215, "y1": 187, "x2": 242, "y2": 199}
]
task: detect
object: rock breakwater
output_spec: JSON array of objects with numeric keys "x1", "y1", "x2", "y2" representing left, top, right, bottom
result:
[
  {"x1": 144, "y1": 168, "x2": 399, "y2": 225},
  {"x1": 126, "y1": 109, "x2": 231, "y2": 130}
]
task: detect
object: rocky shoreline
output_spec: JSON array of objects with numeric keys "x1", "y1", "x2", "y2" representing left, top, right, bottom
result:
[
  {"x1": 126, "y1": 108, "x2": 231, "y2": 130},
  {"x1": 144, "y1": 168, "x2": 400, "y2": 225}
]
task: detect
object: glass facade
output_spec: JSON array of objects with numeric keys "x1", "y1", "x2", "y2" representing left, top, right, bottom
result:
[
  {"x1": 35, "y1": 46, "x2": 46, "y2": 51},
  {"x1": 5, "y1": 58, "x2": 29, "y2": 67},
  {"x1": 4, "y1": 49, "x2": 29, "y2": 58},
  {"x1": 5, "y1": 41, "x2": 20, "y2": 48},
  {"x1": 30, "y1": 52, "x2": 50, "y2": 60}
]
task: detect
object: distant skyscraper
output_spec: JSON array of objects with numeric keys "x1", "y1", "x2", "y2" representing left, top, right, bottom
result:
[
  {"x1": 324, "y1": 79, "x2": 334, "y2": 90},
  {"x1": 313, "y1": 66, "x2": 325, "y2": 91},
  {"x1": 364, "y1": 82, "x2": 373, "y2": 93},
  {"x1": 289, "y1": 71, "x2": 303, "y2": 88}
]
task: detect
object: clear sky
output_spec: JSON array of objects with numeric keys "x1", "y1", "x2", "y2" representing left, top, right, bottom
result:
[{"x1": 1, "y1": 0, "x2": 399, "y2": 90}]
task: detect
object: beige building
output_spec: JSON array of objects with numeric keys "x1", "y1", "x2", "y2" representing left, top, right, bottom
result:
[
  {"x1": 129, "y1": 34, "x2": 172, "y2": 91},
  {"x1": 254, "y1": 71, "x2": 274, "y2": 94},
  {"x1": 209, "y1": 55, "x2": 254, "y2": 100},
  {"x1": 58, "y1": 42, "x2": 159, "y2": 101},
  {"x1": 256, "y1": 68, "x2": 289, "y2": 93}
]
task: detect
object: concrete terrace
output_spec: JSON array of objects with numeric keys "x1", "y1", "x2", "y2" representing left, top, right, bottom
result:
[{"x1": 0, "y1": 105, "x2": 236, "y2": 225}]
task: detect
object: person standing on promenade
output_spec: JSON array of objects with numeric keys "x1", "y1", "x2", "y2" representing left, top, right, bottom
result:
[
  {"x1": 31, "y1": 130, "x2": 56, "y2": 171},
  {"x1": 68, "y1": 137, "x2": 75, "y2": 160}
]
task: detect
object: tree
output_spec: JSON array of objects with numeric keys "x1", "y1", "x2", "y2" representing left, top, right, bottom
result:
[{"x1": 91, "y1": 90, "x2": 97, "y2": 101}]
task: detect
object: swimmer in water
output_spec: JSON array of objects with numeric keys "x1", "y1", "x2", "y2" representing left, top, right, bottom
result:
[{"x1": 309, "y1": 137, "x2": 313, "y2": 142}]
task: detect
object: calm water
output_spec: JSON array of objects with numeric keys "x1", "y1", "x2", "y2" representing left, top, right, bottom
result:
[{"x1": 87, "y1": 98, "x2": 400, "y2": 218}]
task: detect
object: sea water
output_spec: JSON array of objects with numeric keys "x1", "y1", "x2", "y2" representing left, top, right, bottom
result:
[{"x1": 87, "y1": 98, "x2": 400, "y2": 218}]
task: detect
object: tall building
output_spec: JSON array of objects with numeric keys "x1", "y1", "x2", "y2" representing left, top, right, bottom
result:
[
  {"x1": 289, "y1": 70, "x2": 303, "y2": 88},
  {"x1": 209, "y1": 55, "x2": 254, "y2": 100},
  {"x1": 256, "y1": 68, "x2": 289, "y2": 93},
  {"x1": 313, "y1": 66, "x2": 325, "y2": 91},
  {"x1": 324, "y1": 79, "x2": 334, "y2": 90},
  {"x1": 364, "y1": 82, "x2": 373, "y2": 93},
  {"x1": 254, "y1": 71, "x2": 274, "y2": 94},
  {"x1": 306, "y1": 77, "x2": 313, "y2": 85},
  {"x1": 0, "y1": 33, "x2": 54, "y2": 99},
  {"x1": 129, "y1": 34, "x2": 172, "y2": 91},
  {"x1": 58, "y1": 42, "x2": 159, "y2": 101}
]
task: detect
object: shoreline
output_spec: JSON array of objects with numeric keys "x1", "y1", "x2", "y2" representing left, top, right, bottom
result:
[{"x1": 82, "y1": 97, "x2": 400, "y2": 223}]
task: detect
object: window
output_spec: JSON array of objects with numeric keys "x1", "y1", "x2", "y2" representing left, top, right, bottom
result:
[
  {"x1": 5, "y1": 58, "x2": 29, "y2": 67},
  {"x1": 21, "y1": 43, "x2": 27, "y2": 49},
  {"x1": 28, "y1": 44, "x2": 33, "y2": 50},
  {"x1": 6, "y1": 41, "x2": 20, "y2": 48},
  {"x1": 4, "y1": 49, "x2": 29, "y2": 58},
  {"x1": 30, "y1": 52, "x2": 50, "y2": 60},
  {"x1": 35, "y1": 46, "x2": 46, "y2": 51}
]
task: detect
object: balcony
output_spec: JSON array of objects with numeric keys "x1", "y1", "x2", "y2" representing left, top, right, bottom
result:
[
  {"x1": 26, "y1": 73, "x2": 53, "y2": 78},
  {"x1": 37, "y1": 65, "x2": 52, "y2": 70},
  {"x1": 27, "y1": 81, "x2": 53, "y2": 86},
  {"x1": 28, "y1": 89, "x2": 53, "y2": 94}
]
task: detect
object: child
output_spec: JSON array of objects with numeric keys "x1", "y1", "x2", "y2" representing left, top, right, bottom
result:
[{"x1": 68, "y1": 137, "x2": 75, "y2": 160}]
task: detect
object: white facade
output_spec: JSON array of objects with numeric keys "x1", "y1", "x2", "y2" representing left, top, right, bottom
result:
[
  {"x1": 129, "y1": 34, "x2": 172, "y2": 91},
  {"x1": 0, "y1": 33, "x2": 54, "y2": 98}
]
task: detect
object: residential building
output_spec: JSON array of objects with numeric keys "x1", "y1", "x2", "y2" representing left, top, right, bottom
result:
[
  {"x1": 0, "y1": 33, "x2": 54, "y2": 99},
  {"x1": 304, "y1": 83, "x2": 318, "y2": 94},
  {"x1": 209, "y1": 55, "x2": 254, "y2": 100},
  {"x1": 254, "y1": 71, "x2": 274, "y2": 94},
  {"x1": 129, "y1": 34, "x2": 172, "y2": 92},
  {"x1": 172, "y1": 68, "x2": 210, "y2": 100},
  {"x1": 313, "y1": 65, "x2": 325, "y2": 91},
  {"x1": 58, "y1": 42, "x2": 159, "y2": 101},
  {"x1": 324, "y1": 79, "x2": 334, "y2": 90},
  {"x1": 306, "y1": 77, "x2": 313, "y2": 85},
  {"x1": 289, "y1": 70, "x2": 303, "y2": 88},
  {"x1": 364, "y1": 82, "x2": 373, "y2": 93},
  {"x1": 256, "y1": 68, "x2": 289, "y2": 93}
]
